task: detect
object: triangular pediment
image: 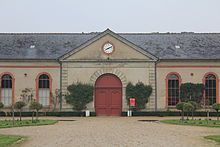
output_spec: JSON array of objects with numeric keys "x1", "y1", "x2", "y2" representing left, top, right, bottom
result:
[{"x1": 60, "y1": 29, "x2": 158, "y2": 61}]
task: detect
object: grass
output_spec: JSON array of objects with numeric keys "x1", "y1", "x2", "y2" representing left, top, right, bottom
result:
[
  {"x1": 0, "y1": 119, "x2": 58, "y2": 128},
  {"x1": 160, "y1": 119, "x2": 220, "y2": 127},
  {"x1": 0, "y1": 134, "x2": 22, "y2": 147},
  {"x1": 204, "y1": 135, "x2": 220, "y2": 145}
]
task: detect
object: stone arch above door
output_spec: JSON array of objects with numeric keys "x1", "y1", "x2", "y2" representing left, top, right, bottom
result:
[{"x1": 90, "y1": 69, "x2": 127, "y2": 87}]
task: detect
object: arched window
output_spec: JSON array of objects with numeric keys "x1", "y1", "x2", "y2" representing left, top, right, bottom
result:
[
  {"x1": 167, "y1": 74, "x2": 180, "y2": 106},
  {"x1": 1, "y1": 74, "x2": 13, "y2": 106},
  {"x1": 205, "y1": 74, "x2": 217, "y2": 105},
  {"x1": 37, "y1": 74, "x2": 51, "y2": 106}
]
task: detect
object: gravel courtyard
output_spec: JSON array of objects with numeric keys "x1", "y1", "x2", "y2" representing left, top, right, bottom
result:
[{"x1": 0, "y1": 117, "x2": 220, "y2": 147}]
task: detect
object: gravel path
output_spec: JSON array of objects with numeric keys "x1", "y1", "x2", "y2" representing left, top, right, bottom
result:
[{"x1": 0, "y1": 117, "x2": 220, "y2": 147}]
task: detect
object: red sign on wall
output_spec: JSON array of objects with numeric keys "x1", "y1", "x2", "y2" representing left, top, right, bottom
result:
[{"x1": 129, "y1": 98, "x2": 136, "y2": 107}]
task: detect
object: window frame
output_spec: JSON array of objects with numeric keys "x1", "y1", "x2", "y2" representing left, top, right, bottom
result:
[
  {"x1": 203, "y1": 72, "x2": 219, "y2": 105},
  {"x1": 0, "y1": 72, "x2": 15, "y2": 105},
  {"x1": 166, "y1": 72, "x2": 182, "y2": 107},
  {"x1": 36, "y1": 72, "x2": 52, "y2": 106}
]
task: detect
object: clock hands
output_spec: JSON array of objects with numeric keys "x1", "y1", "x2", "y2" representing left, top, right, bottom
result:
[{"x1": 104, "y1": 46, "x2": 112, "y2": 51}]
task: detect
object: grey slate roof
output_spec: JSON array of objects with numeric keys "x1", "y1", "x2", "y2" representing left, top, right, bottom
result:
[{"x1": 0, "y1": 32, "x2": 220, "y2": 60}]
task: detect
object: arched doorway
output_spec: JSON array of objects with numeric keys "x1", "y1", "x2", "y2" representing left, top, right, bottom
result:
[{"x1": 95, "y1": 74, "x2": 122, "y2": 116}]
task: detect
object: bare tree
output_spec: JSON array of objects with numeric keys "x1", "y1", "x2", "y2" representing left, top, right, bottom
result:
[{"x1": 51, "y1": 89, "x2": 61, "y2": 112}]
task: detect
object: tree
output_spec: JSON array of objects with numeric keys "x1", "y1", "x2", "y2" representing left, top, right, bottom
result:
[
  {"x1": 188, "y1": 101, "x2": 197, "y2": 120},
  {"x1": 29, "y1": 102, "x2": 43, "y2": 122},
  {"x1": 51, "y1": 89, "x2": 60, "y2": 112},
  {"x1": 14, "y1": 101, "x2": 26, "y2": 121},
  {"x1": 126, "y1": 82, "x2": 152, "y2": 110},
  {"x1": 20, "y1": 88, "x2": 34, "y2": 105},
  {"x1": 212, "y1": 103, "x2": 220, "y2": 120},
  {"x1": 205, "y1": 99, "x2": 211, "y2": 120},
  {"x1": 180, "y1": 83, "x2": 205, "y2": 104},
  {"x1": 10, "y1": 104, "x2": 15, "y2": 125},
  {"x1": 176, "y1": 102, "x2": 186, "y2": 120},
  {"x1": 183, "y1": 102, "x2": 194, "y2": 120},
  {"x1": 65, "y1": 83, "x2": 93, "y2": 111}
]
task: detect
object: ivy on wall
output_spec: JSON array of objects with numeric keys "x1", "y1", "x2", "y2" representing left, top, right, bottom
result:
[
  {"x1": 65, "y1": 83, "x2": 94, "y2": 111},
  {"x1": 126, "y1": 82, "x2": 152, "y2": 110},
  {"x1": 180, "y1": 83, "x2": 205, "y2": 105}
]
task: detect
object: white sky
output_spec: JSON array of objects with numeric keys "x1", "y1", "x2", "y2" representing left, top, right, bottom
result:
[{"x1": 0, "y1": 0, "x2": 220, "y2": 33}]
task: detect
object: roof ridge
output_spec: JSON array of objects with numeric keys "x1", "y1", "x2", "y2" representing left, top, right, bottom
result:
[
  {"x1": 0, "y1": 32, "x2": 100, "y2": 35},
  {"x1": 119, "y1": 32, "x2": 220, "y2": 35},
  {"x1": 0, "y1": 32, "x2": 220, "y2": 35}
]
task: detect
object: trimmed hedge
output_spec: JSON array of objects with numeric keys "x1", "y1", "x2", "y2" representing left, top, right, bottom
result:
[
  {"x1": 0, "y1": 111, "x2": 219, "y2": 117},
  {"x1": 0, "y1": 111, "x2": 96, "y2": 117},
  {"x1": 121, "y1": 111, "x2": 220, "y2": 117}
]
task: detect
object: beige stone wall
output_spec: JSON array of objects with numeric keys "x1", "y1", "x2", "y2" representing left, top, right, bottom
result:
[
  {"x1": 0, "y1": 60, "x2": 60, "y2": 109},
  {"x1": 61, "y1": 61, "x2": 156, "y2": 111},
  {"x1": 2, "y1": 59, "x2": 220, "y2": 112},
  {"x1": 61, "y1": 33, "x2": 157, "y2": 111},
  {"x1": 157, "y1": 60, "x2": 220, "y2": 110}
]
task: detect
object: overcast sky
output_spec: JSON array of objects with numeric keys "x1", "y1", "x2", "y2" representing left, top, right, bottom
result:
[{"x1": 0, "y1": 0, "x2": 220, "y2": 33}]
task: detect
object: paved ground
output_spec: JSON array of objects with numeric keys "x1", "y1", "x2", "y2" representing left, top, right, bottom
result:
[{"x1": 0, "y1": 117, "x2": 220, "y2": 147}]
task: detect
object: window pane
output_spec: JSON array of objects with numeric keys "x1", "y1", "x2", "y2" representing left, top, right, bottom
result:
[
  {"x1": 1, "y1": 88, "x2": 12, "y2": 106},
  {"x1": 39, "y1": 74, "x2": 49, "y2": 80},
  {"x1": 205, "y1": 74, "x2": 217, "y2": 105},
  {"x1": 168, "y1": 80, "x2": 172, "y2": 88},
  {"x1": 1, "y1": 74, "x2": 12, "y2": 88},
  {"x1": 169, "y1": 74, "x2": 178, "y2": 80},
  {"x1": 168, "y1": 74, "x2": 180, "y2": 106},
  {"x1": 38, "y1": 89, "x2": 50, "y2": 106},
  {"x1": 38, "y1": 74, "x2": 50, "y2": 106},
  {"x1": 38, "y1": 74, "x2": 50, "y2": 88}
]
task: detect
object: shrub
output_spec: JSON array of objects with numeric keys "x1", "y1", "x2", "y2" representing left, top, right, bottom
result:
[
  {"x1": 65, "y1": 83, "x2": 93, "y2": 111},
  {"x1": 126, "y1": 82, "x2": 152, "y2": 111},
  {"x1": 212, "y1": 103, "x2": 220, "y2": 120},
  {"x1": 14, "y1": 101, "x2": 26, "y2": 121},
  {"x1": 0, "y1": 102, "x2": 3, "y2": 109},
  {"x1": 188, "y1": 101, "x2": 198, "y2": 120},
  {"x1": 183, "y1": 102, "x2": 194, "y2": 120},
  {"x1": 0, "y1": 102, "x2": 3, "y2": 117},
  {"x1": 176, "y1": 102, "x2": 186, "y2": 120},
  {"x1": 29, "y1": 102, "x2": 43, "y2": 122}
]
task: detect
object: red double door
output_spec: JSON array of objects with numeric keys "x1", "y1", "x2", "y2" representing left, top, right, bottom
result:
[{"x1": 95, "y1": 74, "x2": 122, "y2": 116}]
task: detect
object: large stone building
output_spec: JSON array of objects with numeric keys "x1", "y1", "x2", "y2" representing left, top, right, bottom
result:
[{"x1": 0, "y1": 29, "x2": 219, "y2": 116}]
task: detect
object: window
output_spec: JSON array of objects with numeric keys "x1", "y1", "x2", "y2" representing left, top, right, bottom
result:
[
  {"x1": 1, "y1": 74, "x2": 12, "y2": 106},
  {"x1": 38, "y1": 74, "x2": 50, "y2": 106},
  {"x1": 205, "y1": 74, "x2": 217, "y2": 105},
  {"x1": 167, "y1": 74, "x2": 180, "y2": 106}
]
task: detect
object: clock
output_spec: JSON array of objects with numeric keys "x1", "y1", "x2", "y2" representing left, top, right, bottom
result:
[{"x1": 102, "y1": 42, "x2": 114, "y2": 54}]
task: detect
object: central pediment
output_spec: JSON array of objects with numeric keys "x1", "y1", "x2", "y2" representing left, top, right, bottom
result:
[{"x1": 60, "y1": 29, "x2": 158, "y2": 61}]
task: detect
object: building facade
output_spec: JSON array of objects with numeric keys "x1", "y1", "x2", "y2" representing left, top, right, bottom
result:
[{"x1": 0, "y1": 29, "x2": 219, "y2": 116}]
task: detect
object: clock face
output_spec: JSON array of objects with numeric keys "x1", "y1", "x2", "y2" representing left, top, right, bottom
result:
[{"x1": 102, "y1": 42, "x2": 114, "y2": 54}]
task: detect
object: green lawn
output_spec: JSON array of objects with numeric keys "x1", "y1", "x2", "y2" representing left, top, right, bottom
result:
[
  {"x1": 0, "y1": 135, "x2": 22, "y2": 147},
  {"x1": 160, "y1": 119, "x2": 220, "y2": 127},
  {"x1": 204, "y1": 135, "x2": 220, "y2": 145},
  {"x1": 0, "y1": 119, "x2": 58, "y2": 128}
]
